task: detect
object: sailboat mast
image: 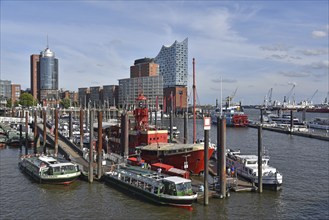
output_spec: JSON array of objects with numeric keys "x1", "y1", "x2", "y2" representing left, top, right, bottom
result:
[{"x1": 193, "y1": 58, "x2": 196, "y2": 144}]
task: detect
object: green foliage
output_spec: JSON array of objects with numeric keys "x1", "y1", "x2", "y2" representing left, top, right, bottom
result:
[
  {"x1": 60, "y1": 98, "x2": 71, "y2": 109},
  {"x1": 19, "y1": 93, "x2": 37, "y2": 107},
  {"x1": 6, "y1": 98, "x2": 12, "y2": 108}
]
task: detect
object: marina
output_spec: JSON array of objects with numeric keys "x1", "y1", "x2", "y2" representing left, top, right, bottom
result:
[{"x1": 1, "y1": 113, "x2": 328, "y2": 219}]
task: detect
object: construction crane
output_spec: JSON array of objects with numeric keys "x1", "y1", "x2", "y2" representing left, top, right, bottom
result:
[
  {"x1": 264, "y1": 88, "x2": 273, "y2": 108},
  {"x1": 225, "y1": 87, "x2": 238, "y2": 107},
  {"x1": 307, "y1": 89, "x2": 318, "y2": 103},
  {"x1": 284, "y1": 84, "x2": 295, "y2": 103}
]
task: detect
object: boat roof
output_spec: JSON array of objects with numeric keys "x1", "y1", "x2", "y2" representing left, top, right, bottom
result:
[
  {"x1": 138, "y1": 143, "x2": 205, "y2": 151},
  {"x1": 39, "y1": 155, "x2": 58, "y2": 163},
  {"x1": 163, "y1": 176, "x2": 191, "y2": 184}
]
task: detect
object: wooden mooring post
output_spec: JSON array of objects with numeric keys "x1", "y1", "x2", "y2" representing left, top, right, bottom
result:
[
  {"x1": 89, "y1": 109, "x2": 94, "y2": 183},
  {"x1": 204, "y1": 128, "x2": 209, "y2": 205},
  {"x1": 25, "y1": 111, "x2": 29, "y2": 155},
  {"x1": 34, "y1": 110, "x2": 38, "y2": 154},
  {"x1": 219, "y1": 117, "x2": 227, "y2": 198},
  {"x1": 97, "y1": 111, "x2": 103, "y2": 179},
  {"x1": 184, "y1": 111, "x2": 188, "y2": 144},
  {"x1": 258, "y1": 125, "x2": 263, "y2": 193},
  {"x1": 54, "y1": 108, "x2": 59, "y2": 156},
  {"x1": 80, "y1": 109, "x2": 84, "y2": 149},
  {"x1": 43, "y1": 110, "x2": 47, "y2": 154}
]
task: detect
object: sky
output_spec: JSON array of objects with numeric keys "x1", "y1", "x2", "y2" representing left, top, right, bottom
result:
[{"x1": 1, "y1": 0, "x2": 328, "y2": 105}]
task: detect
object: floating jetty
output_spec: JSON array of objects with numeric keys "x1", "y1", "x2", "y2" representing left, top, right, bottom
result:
[{"x1": 248, "y1": 123, "x2": 329, "y2": 141}]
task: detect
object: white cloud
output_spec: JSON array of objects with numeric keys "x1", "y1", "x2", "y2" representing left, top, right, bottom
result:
[{"x1": 312, "y1": 30, "x2": 327, "y2": 38}]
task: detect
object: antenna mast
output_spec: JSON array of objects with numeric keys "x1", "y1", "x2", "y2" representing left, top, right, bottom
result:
[{"x1": 193, "y1": 58, "x2": 196, "y2": 144}]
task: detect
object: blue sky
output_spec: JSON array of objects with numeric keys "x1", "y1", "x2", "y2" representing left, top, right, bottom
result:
[{"x1": 1, "y1": 0, "x2": 328, "y2": 105}]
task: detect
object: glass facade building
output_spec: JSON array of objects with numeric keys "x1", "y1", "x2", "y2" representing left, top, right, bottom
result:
[
  {"x1": 39, "y1": 48, "x2": 58, "y2": 101},
  {"x1": 154, "y1": 38, "x2": 188, "y2": 87}
]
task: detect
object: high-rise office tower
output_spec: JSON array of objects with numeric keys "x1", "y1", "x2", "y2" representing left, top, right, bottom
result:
[
  {"x1": 30, "y1": 54, "x2": 40, "y2": 100},
  {"x1": 39, "y1": 47, "x2": 58, "y2": 101}
]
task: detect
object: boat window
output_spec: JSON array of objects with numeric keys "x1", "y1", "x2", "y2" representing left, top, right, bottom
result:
[
  {"x1": 247, "y1": 161, "x2": 257, "y2": 165},
  {"x1": 262, "y1": 160, "x2": 267, "y2": 165},
  {"x1": 176, "y1": 182, "x2": 193, "y2": 196},
  {"x1": 162, "y1": 181, "x2": 177, "y2": 196},
  {"x1": 52, "y1": 167, "x2": 60, "y2": 173}
]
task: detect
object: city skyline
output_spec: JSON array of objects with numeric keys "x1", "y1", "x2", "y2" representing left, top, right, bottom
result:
[{"x1": 1, "y1": 1, "x2": 328, "y2": 105}]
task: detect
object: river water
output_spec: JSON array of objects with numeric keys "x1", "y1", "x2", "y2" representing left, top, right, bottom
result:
[{"x1": 1, "y1": 109, "x2": 328, "y2": 220}]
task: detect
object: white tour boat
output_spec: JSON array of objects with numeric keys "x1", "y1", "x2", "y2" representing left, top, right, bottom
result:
[{"x1": 226, "y1": 149, "x2": 283, "y2": 191}]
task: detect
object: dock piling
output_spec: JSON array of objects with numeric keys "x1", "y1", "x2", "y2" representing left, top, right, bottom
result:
[
  {"x1": 258, "y1": 125, "x2": 263, "y2": 193},
  {"x1": 19, "y1": 124, "x2": 22, "y2": 152},
  {"x1": 34, "y1": 110, "x2": 38, "y2": 154},
  {"x1": 25, "y1": 111, "x2": 28, "y2": 155},
  {"x1": 55, "y1": 108, "x2": 58, "y2": 157},
  {"x1": 97, "y1": 111, "x2": 103, "y2": 179},
  {"x1": 89, "y1": 109, "x2": 94, "y2": 183},
  {"x1": 184, "y1": 111, "x2": 188, "y2": 144},
  {"x1": 219, "y1": 117, "x2": 227, "y2": 198},
  {"x1": 204, "y1": 128, "x2": 209, "y2": 205},
  {"x1": 80, "y1": 109, "x2": 84, "y2": 149},
  {"x1": 69, "y1": 112, "x2": 73, "y2": 141},
  {"x1": 43, "y1": 110, "x2": 47, "y2": 154}
]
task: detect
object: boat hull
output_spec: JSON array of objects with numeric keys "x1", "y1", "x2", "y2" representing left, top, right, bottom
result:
[
  {"x1": 103, "y1": 173, "x2": 196, "y2": 207},
  {"x1": 141, "y1": 148, "x2": 215, "y2": 175}
]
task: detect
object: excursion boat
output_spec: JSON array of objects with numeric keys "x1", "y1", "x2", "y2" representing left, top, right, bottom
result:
[
  {"x1": 307, "y1": 117, "x2": 329, "y2": 130},
  {"x1": 18, "y1": 155, "x2": 81, "y2": 184},
  {"x1": 108, "y1": 94, "x2": 215, "y2": 175},
  {"x1": 103, "y1": 165, "x2": 197, "y2": 207},
  {"x1": 211, "y1": 105, "x2": 249, "y2": 127},
  {"x1": 226, "y1": 149, "x2": 283, "y2": 191}
]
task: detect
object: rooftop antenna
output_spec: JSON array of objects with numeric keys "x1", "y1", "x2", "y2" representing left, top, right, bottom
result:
[{"x1": 47, "y1": 34, "x2": 49, "y2": 48}]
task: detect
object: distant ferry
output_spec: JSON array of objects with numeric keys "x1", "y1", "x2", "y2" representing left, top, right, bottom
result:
[
  {"x1": 19, "y1": 155, "x2": 81, "y2": 185},
  {"x1": 211, "y1": 105, "x2": 249, "y2": 127}
]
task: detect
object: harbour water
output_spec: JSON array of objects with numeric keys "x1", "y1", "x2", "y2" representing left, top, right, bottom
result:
[{"x1": 1, "y1": 109, "x2": 328, "y2": 219}]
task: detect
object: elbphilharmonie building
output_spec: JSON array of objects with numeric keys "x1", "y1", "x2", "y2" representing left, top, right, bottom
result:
[{"x1": 154, "y1": 38, "x2": 188, "y2": 88}]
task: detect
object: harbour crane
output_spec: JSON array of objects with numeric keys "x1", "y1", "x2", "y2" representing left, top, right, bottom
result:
[
  {"x1": 284, "y1": 84, "x2": 295, "y2": 104},
  {"x1": 307, "y1": 89, "x2": 318, "y2": 103},
  {"x1": 225, "y1": 87, "x2": 238, "y2": 107},
  {"x1": 264, "y1": 88, "x2": 273, "y2": 108}
]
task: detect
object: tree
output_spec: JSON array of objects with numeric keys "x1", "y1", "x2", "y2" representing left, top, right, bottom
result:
[
  {"x1": 60, "y1": 98, "x2": 71, "y2": 109},
  {"x1": 19, "y1": 93, "x2": 37, "y2": 107},
  {"x1": 6, "y1": 98, "x2": 12, "y2": 108}
]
